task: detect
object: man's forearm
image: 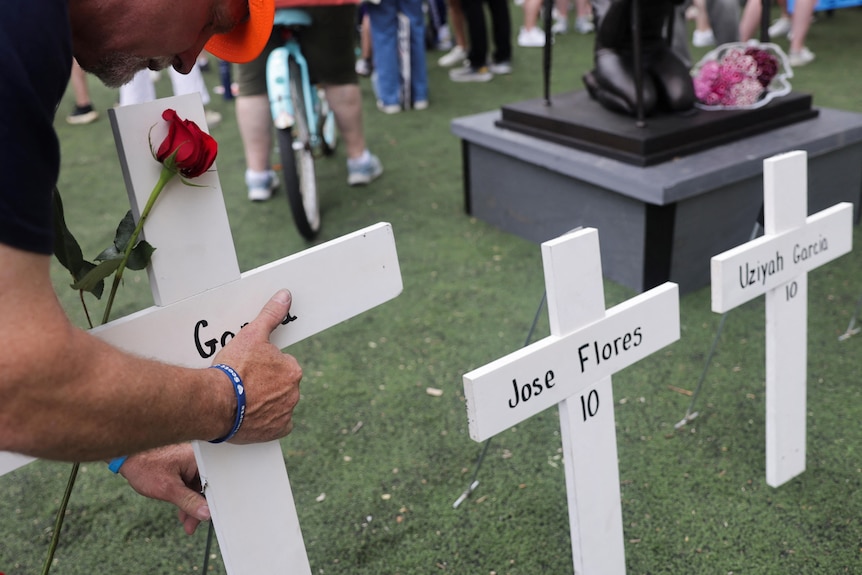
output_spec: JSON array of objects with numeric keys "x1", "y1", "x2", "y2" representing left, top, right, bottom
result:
[{"x1": 0, "y1": 324, "x2": 234, "y2": 461}]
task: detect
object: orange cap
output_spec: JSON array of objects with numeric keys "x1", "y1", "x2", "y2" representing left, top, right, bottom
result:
[{"x1": 204, "y1": 0, "x2": 275, "y2": 63}]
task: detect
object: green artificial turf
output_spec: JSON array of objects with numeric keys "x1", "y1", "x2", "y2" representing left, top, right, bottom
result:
[{"x1": 3, "y1": 9, "x2": 862, "y2": 575}]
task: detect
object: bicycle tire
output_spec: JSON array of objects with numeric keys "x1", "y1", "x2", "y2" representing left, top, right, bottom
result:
[
  {"x1": 277, "y1": 128, "x2": 319, "y2": 240},
  {"x1": 281, "y1": 56, "x2": 320, "y2": 240}
]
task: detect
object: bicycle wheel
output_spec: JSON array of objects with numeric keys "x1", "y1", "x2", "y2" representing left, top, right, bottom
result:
[
  {"x1": 277, "y1": 128, "x2": 318, "y2": 240},
  {"x1": 281, "y1": 56, "x2": 320, "y2": 240}
]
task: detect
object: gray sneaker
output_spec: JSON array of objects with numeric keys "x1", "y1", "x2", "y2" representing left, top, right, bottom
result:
[
  {"x1": 449, "y1": 66, "x2": 493, "y2": 83},
  {"x1": 347, "y1": 154, "x2": 383, "y2": 186}
]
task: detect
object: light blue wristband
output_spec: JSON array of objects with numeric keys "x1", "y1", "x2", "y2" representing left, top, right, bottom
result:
[{"x1": 108, "y1": 456, "x2": 128, "y2": 474}]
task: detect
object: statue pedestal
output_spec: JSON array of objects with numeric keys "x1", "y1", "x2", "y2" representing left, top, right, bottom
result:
[
  {"x1": 451, "y1": 100, "x2": 862, "y2": 294},
  {"x1": 495, "y1": 91, "x2": 818, "y2": 166}
]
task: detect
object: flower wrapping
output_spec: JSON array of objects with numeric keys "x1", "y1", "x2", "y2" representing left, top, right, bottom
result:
[{"x1": 691, "y1": 42, "x2": 793, "y2": 111}]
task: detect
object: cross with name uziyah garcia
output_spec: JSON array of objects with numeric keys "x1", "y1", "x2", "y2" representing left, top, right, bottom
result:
[{"x1": 711, "y1": 150, "x2": 852, "y2": 488}]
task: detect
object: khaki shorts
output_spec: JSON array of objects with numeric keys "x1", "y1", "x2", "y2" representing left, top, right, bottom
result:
[{"x1": 235, "y1": 4, "x2": 358, "y2": 97}]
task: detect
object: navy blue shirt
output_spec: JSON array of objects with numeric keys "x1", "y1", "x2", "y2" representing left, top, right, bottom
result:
[{"x1": 0, "y1": 0, "x2": 72, "y2": 254}]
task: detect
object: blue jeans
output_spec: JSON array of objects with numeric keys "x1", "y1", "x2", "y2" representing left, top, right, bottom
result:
[{"x1": 367, "y1": 0, "x2": 429, "y2": 106}]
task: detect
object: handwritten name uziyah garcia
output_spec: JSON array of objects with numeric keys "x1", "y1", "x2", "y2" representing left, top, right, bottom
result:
[{"x1": 738, "y1": 236, "x2": 829, "y2": 289}]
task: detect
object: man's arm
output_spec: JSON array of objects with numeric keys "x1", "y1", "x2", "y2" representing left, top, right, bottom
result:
[{"x1": 0, "y1": 244, "x2": 301, "y2": 461}]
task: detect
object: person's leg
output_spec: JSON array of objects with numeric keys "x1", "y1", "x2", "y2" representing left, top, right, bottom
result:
[
  {"x1": 450, "y1": 0, "x2": 469, "y2": 49},
  {"x1": 66, "y1": 59, "x2": 99, "y2": 124},
  {"x1": 70, "y1": 59, "x2": 92, "y2": 108},
  {"x1": 552, "y1": 0, "x2": 569, "y2": 34},
  {"x1": 401, "y1": 0, "x2": 430, "y2": 104},
  {"x1": 304, "y1": 5, "x2": 381, "y2": 183},
  {"x1": 168, "y1": 63, "x2": 211, "y2": 105},
  {"x1": 487, "y1": 0, "x2": 513, "y2": 63},
  {"x1": 236, "y1": 95, "x2": 272, "y2": 173},
  {"x1": 518, "y1": 0, "x2": 545, "y2": 47},
  {"x1": 705, "y1": 0, "x2": 739, "y2": 44},
  {"x1": 788, "y1": 0, "x2": 815, "y2": 65},
  {"x1": 438, "y1": 0, "x2": 470, "y2": 66},
  {"x1": 366, "y1": 0, "x2": 401, "y2": 108},
  {"x1": 168, "y1": 65, "x2": 222, "y2": 126},
  {"x1": 738, "y1": 0, "x2": 761, "y2": 42},
  {"x1": 573, "y1": 0, "x2": 595, "y2": 33},
  {"x1": 322, "y1": 84, "x2": 367, "y2": 160},
  {"x1": 235, "y1": 36, "x2": 279, "y2": 200},
  {"x1": 118, "y1": 69, "x2": 156, "y2": 106},
  {"x1": 355, "y1": 7, "x2": 373, "y2": 76},
  {"x1": 460, "y1": 0, "x2": 489, "y2": 68}
]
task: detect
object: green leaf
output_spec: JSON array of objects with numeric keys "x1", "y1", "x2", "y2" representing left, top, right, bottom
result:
[
  {"x1": 113, "y1": 210, "x2": 136, "y2": 252},
  {"x1": 75, "y1": 261, "x2": 105, "y2": 299},
  {"x1": 70, "y1": 258, "x2": 123, "y2": 293},
  {"x1": 126, "y1": 241, "x2": 155, "y2": 271},
  {"x1": 95, "y1": 244, "x2": 123, "y2": 263},
  {"x1": 53, "y1": 187, "x2": 105, "y2": 297},
  {"x1": 52, "y1": 187, "x2": 87, "y2": 280}
]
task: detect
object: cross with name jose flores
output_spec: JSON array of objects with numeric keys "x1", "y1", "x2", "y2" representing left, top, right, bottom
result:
[
  {"x1": 711, "y1": 150, "x2": 852, "y2": 488},
  {"x1": 0, "y1": 94, "x2": 403, "y2": 574},
  {"x1": 462, "y1": 228, "x2": 680, "y2": 575}
]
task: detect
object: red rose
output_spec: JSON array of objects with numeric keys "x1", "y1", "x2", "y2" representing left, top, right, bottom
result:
[{"x1": 156, "y1": 109, "x2": 218, "y2": 178}]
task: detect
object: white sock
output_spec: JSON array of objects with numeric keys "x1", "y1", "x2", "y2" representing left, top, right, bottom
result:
[{"x1": 348, "y1": 150, "x2": 371, "y2": 169}]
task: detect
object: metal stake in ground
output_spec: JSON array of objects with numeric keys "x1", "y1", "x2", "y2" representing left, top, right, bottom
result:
[
  {"x1": 674, "y1": 217, "x2": 763, "y2": 430},
  {"x1": 452, "y1": 292, "x2": 547, "y2": 509}
]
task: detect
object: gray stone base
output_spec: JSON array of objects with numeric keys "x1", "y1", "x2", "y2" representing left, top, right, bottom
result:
[{"x1": 452, "y1": 105, "x2": 862, "y2": 294}]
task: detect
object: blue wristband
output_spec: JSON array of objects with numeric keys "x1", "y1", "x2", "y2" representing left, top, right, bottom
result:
[
  {"x1": 108, "y1": 456, "x2": 128, "y2": 474},
  {"x1": 209, "y1": 364, "x2": 246, "y2": 444}
]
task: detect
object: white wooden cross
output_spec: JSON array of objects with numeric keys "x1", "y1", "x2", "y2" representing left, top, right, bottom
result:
[
  {"x1": 0, "y1": 94, "x2": 403, "y2": 574},
  {"x1": 710, "y1": 150, "x2": 852, "y2": 488},
  {"x1": 463, "y1": 228, "x2": 680, "y2": 575}
]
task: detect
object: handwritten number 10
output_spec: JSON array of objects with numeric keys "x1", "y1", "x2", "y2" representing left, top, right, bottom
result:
[{"x1": 580, "y1": 389, "x2": 599, "y2": 421}]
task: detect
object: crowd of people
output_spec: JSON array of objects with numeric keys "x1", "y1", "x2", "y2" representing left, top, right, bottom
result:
[{"x1": 66, "y1": 0, "x2": 825, "y2": 131}]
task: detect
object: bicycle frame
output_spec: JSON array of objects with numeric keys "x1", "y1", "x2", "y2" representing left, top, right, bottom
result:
[{"x1": 266, "y1": 9, "x2": 324, "y2": 150}]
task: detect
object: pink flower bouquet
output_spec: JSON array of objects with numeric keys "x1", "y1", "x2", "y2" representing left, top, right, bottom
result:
[{"x1": 692, "y1": 42, "x2": 792, "y2": 110}]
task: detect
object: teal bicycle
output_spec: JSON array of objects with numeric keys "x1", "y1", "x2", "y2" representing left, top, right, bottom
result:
[{"x1": 266, "y1": 8, "x2": 337, "y2": 240}]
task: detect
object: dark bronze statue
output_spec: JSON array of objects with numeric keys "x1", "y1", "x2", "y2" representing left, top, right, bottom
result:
[{"x1": 583, "y1": 0, "x2": 695, "y2": 117}]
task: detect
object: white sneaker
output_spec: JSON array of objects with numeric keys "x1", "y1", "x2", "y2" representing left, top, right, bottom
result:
[
  {"x1": 489, "y1": 61, "x2": 513, "y2": 75},
  {"x1": 574, "y1": 15, "x2": 595, "y2": 34},
  {"x1": 347, "y1": 153, "x2": 383, "y2": 186},
  {"x1": 692, "y1": 28, "x2": 715, "y2": 47},
  {"x1": 413, "y1": 100, "x2": 429, "y2": 110},
  {"x1": 788, "y1": 47, "x2": 815, "y2": 67},
  {"x1": 438, "y1": 45, "x2": 468, "y2": 67},
  {"x1": 204, "y1": 109, "x2": 222, "y2": 127},
  {"x1": 768, "y1": 16, "x2": 792, "y2": 38},
  {"x1": 355, "y1": 58, "x2": 371, "y2": 76},
  {"x1": 376, "y1": 101, "x2": 401, "y2": 114},
  {"x1": 246, "y1": 169, "x2": 279, "y2": 202},
  {"x1": 517, "y1": 26, "x2": 546, "y2": 48},
  {"x1": 551, "y1": 17, "x2": 568, "y2": 34}
]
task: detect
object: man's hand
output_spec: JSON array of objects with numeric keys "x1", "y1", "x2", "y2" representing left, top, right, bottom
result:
[
  {"x1": 211, "y1": 289, "x2": 302, "y2": 443},
  {"x1": 119, "y1": 444, "x2": 209, "y2": 535}
]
